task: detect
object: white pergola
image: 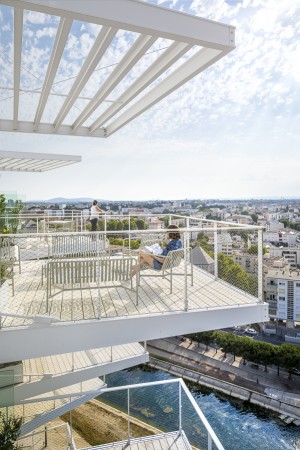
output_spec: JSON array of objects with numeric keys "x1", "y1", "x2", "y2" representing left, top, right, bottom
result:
[
  {"x1": 0, "y1": 150, "x2": 81, "y2": 171},
  {"x1": 0, "y1": 0, "x2": 235, "y2": 138}
]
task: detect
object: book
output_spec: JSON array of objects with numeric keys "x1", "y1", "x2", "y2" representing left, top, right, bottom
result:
[{"x1": 145, "y1": 243, "x2": 163, "y2": 256}]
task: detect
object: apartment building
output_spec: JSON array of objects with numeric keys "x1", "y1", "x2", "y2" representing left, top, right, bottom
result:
[
  {"x1": 233, "y1": 251, "x2": 257, "y2": 275},
  {"x1": 266, "y1": 268, "x2": 300, "y2": 323},
  {"x1": 217, "y1": 232, "x2": 233, "y2": 256},
  {"x1": 264, "y1": 231, "x2": 297, "y2": 247},
  {"x1": 269, "y1": 246, "x2": 300, "y2": 267},
  {"x1": 266, "y1": 221, "x2": 285, "y2": 232}
]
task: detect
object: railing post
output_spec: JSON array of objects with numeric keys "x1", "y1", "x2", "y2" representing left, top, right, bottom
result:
[
  {"x1": 258, "y1": 229, "x2": 263, "y2": 302},
  {"x1": 214, "y1": 223, "x2": 218, "y2": 280},
  {"x1": 144, "y1": 341, "x2": 147, "y2": 353},
  {"x1": 186, "y1": 217, "x2": 190, "y2": 250},
  {"x1": 69, "y1": 408, "x2": 73, "y2": 449},
  {"x1": 184, "y1": 231, "x2": 188, "y2": 311},
  {"x1": 168, "y1": 214, "x2": 171, "y2": 226},
  {"x1": 208, "y1": 434, "x2": 212, "y2": 450},
  {"x1": 128, "y1": 214, "x2": 131, "y2": 253},
  {"x1": 179, "y1": 382, "x2": 182, "y2": 434},
  {"x1": 127, "y1": 388, "x2": 131, "y2": 444}
]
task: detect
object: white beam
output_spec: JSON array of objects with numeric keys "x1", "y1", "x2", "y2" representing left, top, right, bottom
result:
[
  {"x1": 34, "y1": 17, "x2": 72, "y2": 128},
  {"x1": 105, "y1": 47, "x2": 224, "y2": 137},
  {"x1": 90, "y1": 41, "x2": 192, "y2": 132},
  {"x1": 72, "y1": 34, "x2": 157, "y2": 130},
  {"x1": 13, "y1": 7, "x2": 23, "y2": 129},
  {"x1": 6, "y1": 0, "x2": 236, "y2": 50},
  {"x1": 0, "y1": 119, "x2": 106, "y2": 137},
  {"x1": 54, "y1": 26, "x2": 117, "y2": 129},
  {"x1": 0, "y1": 303, "x2": 268, "y2": 363}
]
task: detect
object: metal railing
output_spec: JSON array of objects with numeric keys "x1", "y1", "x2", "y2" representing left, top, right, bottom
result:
[
  {"x1": 0, "y1": 215, "x2": 264, "y2": 328},
  {"x1": 88, "y1": 378, "x2": 225, "y2": 450},
  {"x1": 16, "y1": 423, "x2": 75, "y2": 449}
]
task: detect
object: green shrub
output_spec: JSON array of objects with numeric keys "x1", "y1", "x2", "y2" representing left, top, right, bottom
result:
[{"x1": 0, "y1": 412, "x2": 22, "y2": 449}]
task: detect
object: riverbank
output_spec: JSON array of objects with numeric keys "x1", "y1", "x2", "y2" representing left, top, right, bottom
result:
[
  {"x1": 147, "y1": 337, "x2": 300, "y2": 422},
  {"x1": 61, "y1": 398, "x2": 162, "y2": 448}
]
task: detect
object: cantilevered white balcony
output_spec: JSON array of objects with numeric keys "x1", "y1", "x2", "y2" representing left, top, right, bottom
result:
[
  {"x1": 0, "y1": 215, "x2": 268, "y2": 363},
  {"x1": 12, "y1": 343, "x2": 148, "y2": 403}
]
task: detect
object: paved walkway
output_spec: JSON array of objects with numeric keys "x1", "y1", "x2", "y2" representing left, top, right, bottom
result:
[{"x1": 147, "y1": 337, "x2": 300, "y2": 403}]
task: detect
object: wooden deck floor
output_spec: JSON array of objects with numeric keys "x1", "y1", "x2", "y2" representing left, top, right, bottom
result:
[
  {"x1": 82, "y1": 431, "x2": 192, "y2": 450},
  {"x1": 21, "y1": 343, "x2": 146, "y2": 383},
  {"x1": 1, "y1": 259, "x2": 259, "y2": 328}
]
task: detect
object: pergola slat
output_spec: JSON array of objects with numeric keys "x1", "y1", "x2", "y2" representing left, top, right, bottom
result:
[
  {"x1": 53, "y1": 26, "x2": 117, "y2": 129},
  {"x1": 13, "y1": 7, "x2": 23, "y2": 129},
  {"x1": 105, "y1": 47, "x2": 223, "y2": 137},
  {"x1": 34, "y1": 17, "x2": 73, "y2": 128},
  {"x1": 72, "y1": 33, "x2": 157, "y2": 131},
  {"x1": 89, "y1": 41, "x2": 193, "y2": 132}
]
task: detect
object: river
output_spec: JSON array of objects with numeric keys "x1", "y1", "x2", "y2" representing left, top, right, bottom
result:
[{"x1": 99, "y1": 366, "x2": 300, "y2": 450}]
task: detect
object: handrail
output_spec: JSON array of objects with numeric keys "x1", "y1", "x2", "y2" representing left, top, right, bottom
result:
[{"x1": 0, "y1": 223, "x2": 263, "y2": 239}]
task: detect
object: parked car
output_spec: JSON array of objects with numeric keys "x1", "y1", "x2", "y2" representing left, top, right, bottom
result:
[
  {"x1": 245, "y1": 327, "x2": 258, "y2": 335},
  {"x1": 290, "y1": 368, "x2": 300, "y2": 376},
  {"x1": 233, "y1": 326, "x2": 243, "y2": 331}
]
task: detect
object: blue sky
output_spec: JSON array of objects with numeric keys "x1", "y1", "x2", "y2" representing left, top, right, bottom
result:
[{"x1": 0, "y1": 0, "x2": 299, "y2": 201}]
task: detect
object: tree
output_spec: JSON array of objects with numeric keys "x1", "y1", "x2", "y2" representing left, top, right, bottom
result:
[
  {"x1": 196, "y1": 232, "x2": 212, "y2": 254},
  {"x1": 193, "y1": 331, "x2": 216, "y2": 351},
  {"x1": 255, "y1": 342, "x2": 276, "y2": 371},
  {"x1": 276, "y1": 344, "x2": 300, "y2": 378},
  {"x1": 251, "y1": 213, "x2": 258, "y2": 223},
  {"x1": 123, "y1": 219, "x2": 137, "y2": 230},
  {"x1": 0, "y1": 412, "x2": 22, "y2": 449},
  {"x1": 136, "y1": 219, "x2": 147, "y2": 230},
  {"x1": 115, "y1": 220, "x2": 124, "y2": 231},
  {"x1": 8, "y1": 200, "x2": 24, "y2": 233},
  {"x1": 107, "y1": 220, "x2": 117, "y2": 231},
  {"x1": 247, "y1": 244, "x2": 268, "y2": 255},
  {"x1": 0, "y1": 194, "x2": 7, "y2": 233}
]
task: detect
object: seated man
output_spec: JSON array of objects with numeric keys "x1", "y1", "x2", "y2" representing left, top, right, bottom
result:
[{"x1": 131, "y1": 225, "x2": 182, "y2": 277}]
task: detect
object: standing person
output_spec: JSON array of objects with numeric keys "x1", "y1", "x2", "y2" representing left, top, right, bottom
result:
[
  {"x1": 90, "y1": 200, "x2": 104, "y2": 234},
  {"x1": 131, "y1": 224, "x2": 182, "y2": 277}
]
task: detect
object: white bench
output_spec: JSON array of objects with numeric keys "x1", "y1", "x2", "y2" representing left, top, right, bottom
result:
[
  {"x1": 42, "y1": 234, "x2": 109, "y2": 284},
  {"x1": 46, "y1": 255, "x2": 137, "y2": 311},
  {"x1": 49, "y1": 234, "x2": 108, "y2": 258}
]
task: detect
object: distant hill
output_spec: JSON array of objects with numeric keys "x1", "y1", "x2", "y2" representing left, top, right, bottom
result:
[{"x1": 31, "y1": 197, "x2": 99, "y2": 203}]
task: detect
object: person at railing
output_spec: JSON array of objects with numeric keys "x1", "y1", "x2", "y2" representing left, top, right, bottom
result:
[
  {"x1": 131, "y1": 225, "x2": 182, "y2": 277},
  {"x1": 90, "y1": 200, "x2": 104, "y2": 237}
]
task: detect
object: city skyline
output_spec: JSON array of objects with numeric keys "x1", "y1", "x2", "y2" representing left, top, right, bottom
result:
[{"x1": 0, "y1": 0, "x2": 299, "y2": 201}]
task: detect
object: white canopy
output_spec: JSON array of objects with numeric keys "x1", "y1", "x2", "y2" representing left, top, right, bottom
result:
[
  {"x1": 0, "y1": 0, "x2": 235, "y2": 138},
  {"x1": 0, "y1": 150, "x2": 81, "y2": 172}
]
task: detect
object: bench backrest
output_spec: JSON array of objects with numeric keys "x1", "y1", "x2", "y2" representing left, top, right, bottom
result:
[
  {"x1": 50, "y1": 234, "x2": 107, "y2": 259},
  {"x1": 48, "y1": 257, "x2": 133, "y2": 286}
]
